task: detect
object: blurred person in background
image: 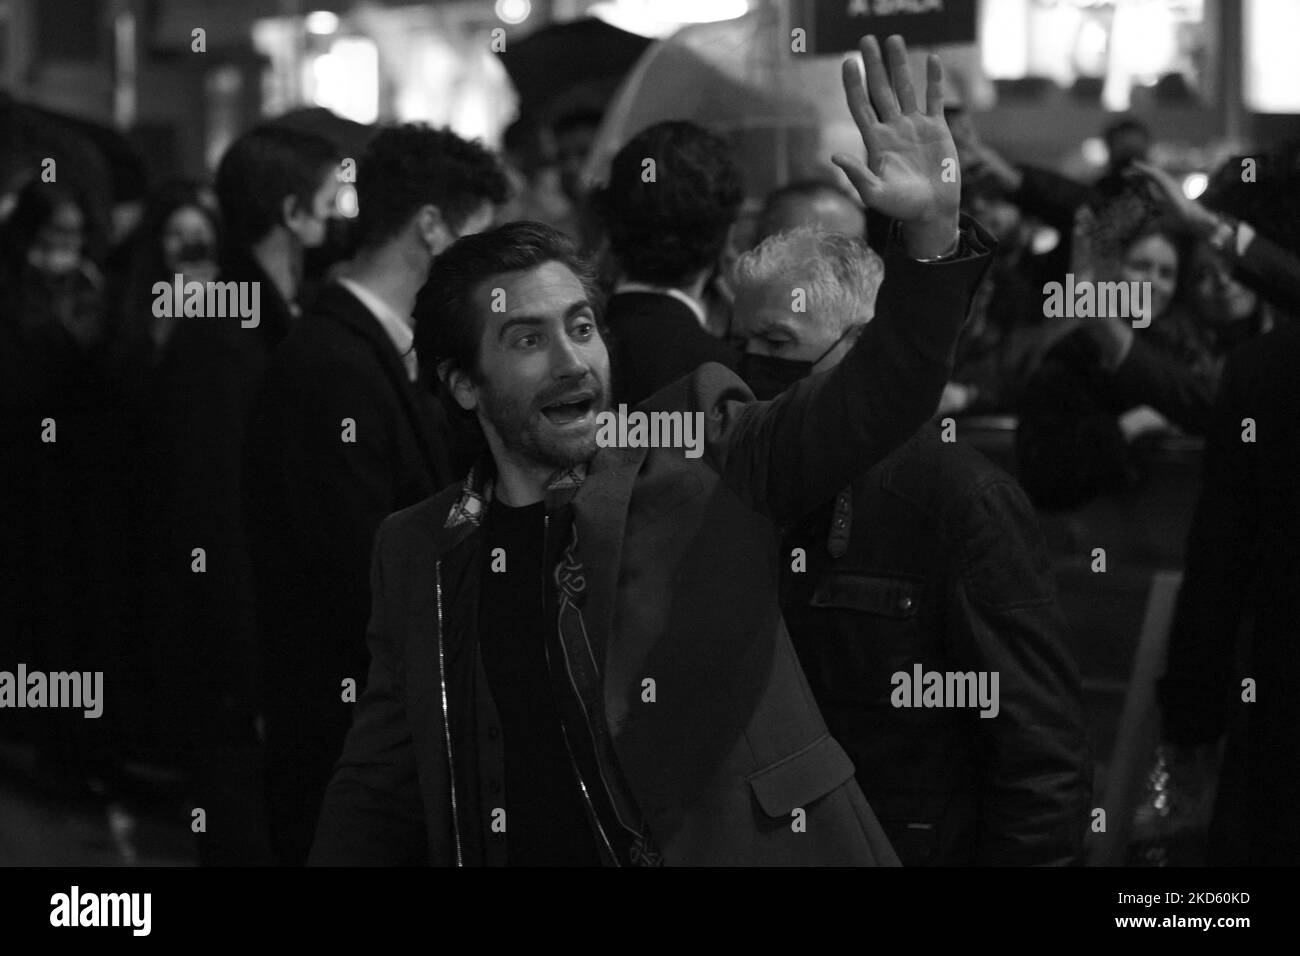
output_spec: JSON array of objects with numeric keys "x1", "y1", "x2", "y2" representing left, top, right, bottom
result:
[
  {"x1": 551, "y1": 108, "x2": 605, "y2": 253},
  {"x1": 1016, "y1": 221, "x2": 1206, "y2": 510},
  {"x1": 1157, "y1": 316, "x2": 1300, "y2": 866},
  {"x1": 157, "y1": 124, "x2": 341, "y2": 866},
  {"x1": 0, "y1": 178, "x2": 129, "y2": 802},
  {"x1": 751, "y1": 179, "x2": 867, "y2": 246},
  {"x1": 498, "y1": 117, "x2": 577, "y2": 237},
  {"x1": 0, "y1": 180, "x2": 108, "y2": 357},
  {"x1": 246, "y1": 124, "x2": 507, "y2": 867},
  {"x1": 593, "y1": 120, "x2": 745, "y2": 406},
  {"x1": 115, "y1": 179, "x2": 221, "y2": 366},
  {"x1": 944, "y1": 171, "x2": 1065, "y2": 417}
]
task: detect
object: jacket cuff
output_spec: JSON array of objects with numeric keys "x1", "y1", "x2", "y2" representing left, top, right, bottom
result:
[{"x1": 874, "y1": 214, "x2": 997, "y2": 365}]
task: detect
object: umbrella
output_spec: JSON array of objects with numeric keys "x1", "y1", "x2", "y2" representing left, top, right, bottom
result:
[
  {"x1": 0, "y1": 93, "x2": 147, "y2": 205},
  {"x1": 582, "y1": 4, "x2": 990, "y2": 203},
  {"x1": 497, "y1": 17, "x2": 654, "y2": 124}
]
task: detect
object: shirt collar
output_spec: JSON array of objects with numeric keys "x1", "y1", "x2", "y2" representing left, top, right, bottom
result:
[
  {"x1": 613, "y1": 281, "x2": 708, "y2": 330},
  {"x1": 336, "y1": 277, "x2": 416, "y2": 377}
]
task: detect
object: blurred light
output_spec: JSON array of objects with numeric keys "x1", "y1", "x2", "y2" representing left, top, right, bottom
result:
[
  {"x1": 308, "y1": 38, "x2": 379, "y2": 124},
  {"x1": 1081, "y1": 137, "x2": 1108, "y2": 168},
  {"x1": 305, "y1": 11, "x2": 339, "y2": 35},
  {"x1": 1244, "y1": 0, "x2": 1300, "y2": 112},
  {"x1": 1182, "y1": 172, "x2": 1209, "y2": 200},
  {"x1": 590, "y1": 0, "x2": 748, "y2": 37},
  {"x1": 1031, "y1": 226, "x2": 1060, "y2": 256},
  {"x1": 495, "y1": 0, "x2": 531, "y2": 25},
  {"x1": 980, "y1": 0, "x2": 1028, "y2": 79},
  {"x1": 336, "y1": 183, "x2": 359, "y2": 219}
]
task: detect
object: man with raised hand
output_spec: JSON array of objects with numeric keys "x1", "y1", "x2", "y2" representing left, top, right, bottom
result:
[{"x1": 311, "y1": 35, "x2": 994, "y2": 867}]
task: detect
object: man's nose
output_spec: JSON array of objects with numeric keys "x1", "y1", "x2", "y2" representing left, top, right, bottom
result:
[{"x1": 550, "y1": 333, "x2": 588, "y2": 377}]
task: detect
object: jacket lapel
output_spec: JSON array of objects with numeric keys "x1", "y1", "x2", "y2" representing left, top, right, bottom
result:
[
  {"x1": 323, "y1": 283, "x2": 449, "y2": 484},
  {"x1": 572, "y1": 445, "x2": 645, "y2": 719}
]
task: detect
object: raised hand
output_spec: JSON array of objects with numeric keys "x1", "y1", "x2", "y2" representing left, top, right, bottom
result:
[
  {"x1": 832, "y1": 35, "x2": 961, "y2": 258},
  {"x1": 1130, "y1": 159, "x2": 1219, "y2": 236}
]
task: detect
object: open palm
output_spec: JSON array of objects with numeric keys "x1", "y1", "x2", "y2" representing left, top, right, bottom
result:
[{"x1": 832, "y1": 35, "x2": 961, "y2": 228}]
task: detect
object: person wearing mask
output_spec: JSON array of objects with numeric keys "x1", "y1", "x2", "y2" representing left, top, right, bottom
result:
[
  {"x1": 732, "y1": 225, "x2": 1092, "y2": 865},
  {"x1": 115, "y1": 180, "x2": 221, "y2": 365},
  {"x1": 158, "y1": 124, "x2": 341, "y2": 866},
  {"x1": 245, "y1": 124, "x2": 507, "y2": 867},
  {"x1": 0, "y1": 179, "x2": 121, "y2": 801}
]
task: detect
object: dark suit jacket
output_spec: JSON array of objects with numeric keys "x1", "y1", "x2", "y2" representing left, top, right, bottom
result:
[
  {"x1": 244, "y1": 280, "x2": 453, "y2": 866},
  {"x1": 1158, "y1": 323, "x2": 1300, "y2": 865},
  {"x1": 157, "y1": 251, "x2": 294, "y2": 730},
  {"x1": 605, "y1": 290, "x2": 739, "y2": 407},
  {"x1": 309, "y1": 221, "x2": 994, "y2": 866},
  {"x1": 782, "y1": 427, "x2": 1092, "y2": 865}
]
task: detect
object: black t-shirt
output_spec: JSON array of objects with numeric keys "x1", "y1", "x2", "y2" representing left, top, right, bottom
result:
[{"x1": 478, "y1": 499, "x2": 603, "y2": 866}]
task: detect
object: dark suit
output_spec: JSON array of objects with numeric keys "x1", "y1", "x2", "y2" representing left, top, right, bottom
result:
[
  {"x1": 1158, "y1": 323, "x2": 1300, "y2": 865},
  {"x1": 245, "y1": 280, "x2": 454, "y2": 866},
  {"x1": 605, "y1": 290, "x2": 739, "y2": 407},
  {"x1": 156, "y1": 249, "x2": 293, "y2": 865},
  {"x1": 309, "y1": 221, "x2": 993, "y2": 866}
]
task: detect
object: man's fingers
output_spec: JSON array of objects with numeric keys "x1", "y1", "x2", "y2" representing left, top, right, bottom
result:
[
  {"x1": 886, "y1": 36, "x2": 918, "y2": 114},
  {"x1": 859, "y1": 35, "x2": 900, "y2": 121},
  {"x1": 925, "y1": 54, "x2": 945, "y2": 117},
  {"x1": 841, "y1": 56, "x2": 878, "y2": 135},
  {"x1": 831, "y1": 153, "x2": 884, "y2": 205}
]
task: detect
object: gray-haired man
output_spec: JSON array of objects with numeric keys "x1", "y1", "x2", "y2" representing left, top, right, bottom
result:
[{"x1": 733, "y1": 225, "x2": 1094, "y2": 866}]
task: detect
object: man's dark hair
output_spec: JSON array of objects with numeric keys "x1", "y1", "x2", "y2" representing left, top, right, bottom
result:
[
  {"x1": 355, "y1": 124, "x2": 508, "y2": 250},
  {"x1": 756, "y1": 178, "x2": 863, "y2": 240},
  {"x1": 214, "y1": 125, "x2": 340, "y2": 251},
  {"x1": 416, "y1": 219, "x2": 604, "y2": 389},
  {"x1": 593, "y1": 120, "x2": 744, "y2": 287}
]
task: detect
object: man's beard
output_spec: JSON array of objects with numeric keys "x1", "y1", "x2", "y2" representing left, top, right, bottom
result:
[{"x1": 478, "y1": 372, "x2": 610, "y2": 472}]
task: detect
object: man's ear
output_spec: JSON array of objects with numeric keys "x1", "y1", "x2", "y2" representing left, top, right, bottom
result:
[
  {"x1": 441, "y1": 360, "x2": 478, "y2": 413},
  {"x1": 282, "y1": 194, "x2": 303, "y2": 230},
  {"x1": 417, "y1": 204, "x2": 447, "y2": 253}
]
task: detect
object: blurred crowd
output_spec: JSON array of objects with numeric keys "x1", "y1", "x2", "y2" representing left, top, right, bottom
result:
[{"x1": 2, "y1": 95, "x2": 1299, "y2": 867}]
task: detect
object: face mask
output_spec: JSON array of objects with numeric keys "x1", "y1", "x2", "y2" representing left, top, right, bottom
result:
[{"x1": 738, "y1": 326, "x2": 857, "y2": 401}]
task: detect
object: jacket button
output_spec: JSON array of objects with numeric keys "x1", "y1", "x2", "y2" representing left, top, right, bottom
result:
[
  {"x1": 898, "y1": 595, "x2": 914, "y2": 612},
  {"x1": 490, "y1": 780, "x2": 502, "y2": 794}
]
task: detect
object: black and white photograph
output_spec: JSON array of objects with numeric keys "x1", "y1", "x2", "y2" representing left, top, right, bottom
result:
[{"x1": 1, "y1": 0, "x2": 1297, "y2": 939}]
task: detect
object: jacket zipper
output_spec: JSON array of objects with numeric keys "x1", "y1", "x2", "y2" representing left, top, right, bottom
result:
[
  {"x1": 543, "y1": 512, "x2": 620, "y2": 866},
  {"x1": 434, "y1": 560, "x2": 465, "y2": 867}
]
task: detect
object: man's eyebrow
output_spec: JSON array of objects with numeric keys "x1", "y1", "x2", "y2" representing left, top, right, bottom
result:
[{"x1": 496, "y1": 300, "x2": 593, "y2": 340}]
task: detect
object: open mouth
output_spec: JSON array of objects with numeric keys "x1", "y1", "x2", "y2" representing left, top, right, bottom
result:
[{"x1": 540, "y1": 394, "x2": 596, "y2": 426}]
